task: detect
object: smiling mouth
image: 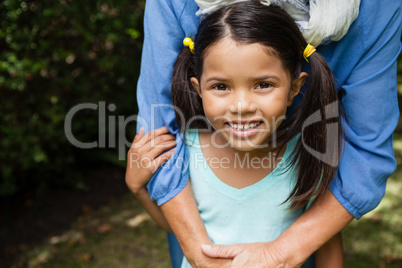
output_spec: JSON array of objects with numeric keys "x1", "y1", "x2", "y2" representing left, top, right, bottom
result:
[{"x1": 227, "y1": 121, "x2": 263, "y2": 130}]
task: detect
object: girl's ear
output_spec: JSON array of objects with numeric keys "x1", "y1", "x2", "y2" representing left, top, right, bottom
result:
[
  {"x1": 288, "y1": 72, "x2": 308, "y2": 106},
  {"x1": 190, "y1": 77, "x2": 202, "y2": 98}
]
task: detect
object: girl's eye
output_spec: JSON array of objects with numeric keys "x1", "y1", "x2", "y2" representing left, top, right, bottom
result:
[
  {"x1": 212, "y1": 84, "x2": 229, "y2": 91},
  {"x1": 256, "y1": 82, "x2": 273, "y2": 89}
]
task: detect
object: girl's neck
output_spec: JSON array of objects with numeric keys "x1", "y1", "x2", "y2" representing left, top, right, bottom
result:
[{"x1": 198, "y1": 130, "x2": 287, "y2": 189}]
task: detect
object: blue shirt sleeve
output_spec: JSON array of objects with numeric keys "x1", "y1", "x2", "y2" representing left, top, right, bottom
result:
[
  {"x1": 136, "y1": 0, "x2": 199, "y2": 205},
  {"x1": 321, "y1": 0, "x2": 402, "y2": 219}
]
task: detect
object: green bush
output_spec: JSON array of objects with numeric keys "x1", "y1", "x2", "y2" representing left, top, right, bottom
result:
[
  {"x1": 0, "y1": 0, "x2": 144, "y2": 196},
  {"x1": 1, "y1": 1, "x2": 400, "y2": 199}
]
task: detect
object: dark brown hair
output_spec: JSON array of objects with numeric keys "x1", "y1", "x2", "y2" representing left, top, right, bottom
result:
[{"x1": 171, "y1": 1, "x2": 343, "y2": 209}]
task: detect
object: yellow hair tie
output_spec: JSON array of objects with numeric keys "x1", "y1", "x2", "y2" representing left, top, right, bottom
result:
[
  {"x1": 183, "y1": 37, "x2": 195, "y2": 54},
  {"x1": 303, "y1": 44, "x2": 316, "y2": 63}
]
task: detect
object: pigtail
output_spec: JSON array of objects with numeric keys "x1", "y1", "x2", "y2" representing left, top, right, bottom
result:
[
  {"x1": 171, "y1": 48, "x2": 206, "y2": 131},
  {"x1": 285, "y1": 52, "x2": 344, "y2": 209}
]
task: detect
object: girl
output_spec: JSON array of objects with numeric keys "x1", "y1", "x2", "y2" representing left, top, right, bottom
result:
[{"x1": 127, "y1": 1, "x2": 344, "y2": 267}]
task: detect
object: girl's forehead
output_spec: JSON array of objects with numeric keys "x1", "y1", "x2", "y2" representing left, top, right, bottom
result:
[
  {"x1": 204, "y1": 37, "x2": 280, "y2": 60},
  {"x1": 202, "y1": 37, "x2": 290, "y2": 76}
]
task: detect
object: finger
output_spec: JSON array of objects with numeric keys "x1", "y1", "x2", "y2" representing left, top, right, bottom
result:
[
  {"x1": 201, "y1": 244, "x2": 243, "y2": 259},
  {"x1": 214, "y1": 259, "x2": 233, "y2": 268},
  {"x1": 132, "y1": 131, "x2": 174, "y2": 152},
  {"x1": 138, "y1": 126, "x2": 145, "y2": 137},
  {"x1": 139, "y1": 134, "x2": 176, "y2": 151},
  {"x1": 151, "y1": 148, "x2": 176, "y2": 171},
  {"x1": 133, "y1": 127, "x2": 145, "y2": 142},
  {"x1": 137, "y1": 139, "x2": 175, "y2": 168},
  {"x1": 146, "y1": 139, "x2": 177, "y2": 159},
  {"x1": 140, "y1": 126, "x2": 171, "y2": 144}
]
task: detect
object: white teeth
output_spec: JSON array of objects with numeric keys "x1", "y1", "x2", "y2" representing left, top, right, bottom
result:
[{"x1": 229, "y1": 122, "x2": 259, "y2": 130}]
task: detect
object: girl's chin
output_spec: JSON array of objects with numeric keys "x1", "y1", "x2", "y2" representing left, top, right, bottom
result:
[{"x1": 226, "y1": 138, "x2": 270, "y2": 152}]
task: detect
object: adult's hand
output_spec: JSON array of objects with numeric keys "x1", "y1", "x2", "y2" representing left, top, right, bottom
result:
[
  {"x1": 125, "y1": 126, "x2": 176, "y2": 195},
  {"x1": 189, "y1": 253, "x2": 233, "y2": 268},
  {"x1": 202, "y1": 190, "x2": 353, "y2": 268},
  {"x1": 201, "y1": 241, "x2": 297, "y2": 268}
]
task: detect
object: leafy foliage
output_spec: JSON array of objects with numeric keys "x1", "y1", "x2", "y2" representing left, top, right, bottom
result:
[{"x1": 0, "y1": 0, "x2": 144, "y2": 196}]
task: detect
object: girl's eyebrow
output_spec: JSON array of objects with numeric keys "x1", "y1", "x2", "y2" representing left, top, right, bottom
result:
[
  {"x1": 254, "y1": 75, "x2": 280, "y2": 81},
  {"x1": 205, "y1": 75, "x2": 280, "y2": 83},
  {"x1": 205, "y1": 77, "x2": 228, "y2": 83}
]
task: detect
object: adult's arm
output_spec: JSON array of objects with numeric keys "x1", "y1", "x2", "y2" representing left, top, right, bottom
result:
[
  {"x1": 324, "y1": 0, "x2": 402, "y2": 219},
  {"x1": 136, "y1": 0, "x2": 198, "y2": 204},
  {"x1": 161, "y1": 182, "x2": 232, "y2": 267},
  {"x1": 314, "y1": 232, "x2": 344, "y2": 268}
]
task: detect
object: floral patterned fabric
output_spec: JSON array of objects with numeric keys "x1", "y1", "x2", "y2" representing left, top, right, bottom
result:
[{"x1": 194, "y1": 0, "x2": 361, "y2": 46}]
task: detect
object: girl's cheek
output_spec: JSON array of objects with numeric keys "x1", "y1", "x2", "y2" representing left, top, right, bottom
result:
[{"x1": 203, "y1": 95, "x2": 221, "y2": 108}]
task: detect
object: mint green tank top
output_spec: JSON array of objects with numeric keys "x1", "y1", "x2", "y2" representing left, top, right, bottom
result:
[{"x1": 181, "y1": 130, "x2": 314, "y2": 268}]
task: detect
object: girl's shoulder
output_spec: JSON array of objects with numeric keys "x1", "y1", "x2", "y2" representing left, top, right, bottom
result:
[
  {"x1": 183, "y1": 129, "x2": 199, "y2": 147},
  {"x1": 183, "y1": 129, "x2": 213, "y2": 145},
  {"x1": 183, "y1": 129, "x2": 216, "y2": 156},
  {"x1": 183, "y1": 129, "x2": 201, "y2": 147}
]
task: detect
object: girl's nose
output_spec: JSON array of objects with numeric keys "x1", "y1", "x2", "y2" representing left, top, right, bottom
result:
[{"x1": 228, "y1": 94, "x2": 258, "y2": 114}]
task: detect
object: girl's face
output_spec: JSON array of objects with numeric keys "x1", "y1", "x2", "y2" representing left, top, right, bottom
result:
[{"x1": 191, "y1": 37, "x2": 307, "y2": 152}]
